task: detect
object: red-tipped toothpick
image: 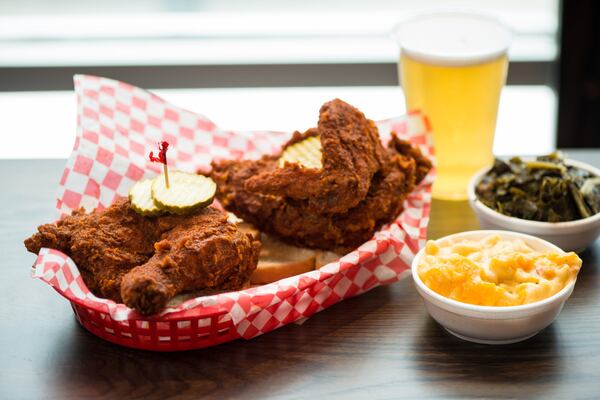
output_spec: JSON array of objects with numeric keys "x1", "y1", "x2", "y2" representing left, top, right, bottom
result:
[{"x1": 149, "y1": 141, "x2": 170, "y2": 188}]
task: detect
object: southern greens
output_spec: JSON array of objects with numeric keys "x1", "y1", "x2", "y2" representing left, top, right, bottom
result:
[{"x1": 476, "y1": 152, "x2": 600, "y2": 222}]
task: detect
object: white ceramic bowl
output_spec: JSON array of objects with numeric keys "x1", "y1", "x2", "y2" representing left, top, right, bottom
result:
[
  {"x1": 468, "y1": 159, "x2": 600, "y2": 252},
  {"x1": 411, "y1": 230, "x2": 579, "y2": 345}
]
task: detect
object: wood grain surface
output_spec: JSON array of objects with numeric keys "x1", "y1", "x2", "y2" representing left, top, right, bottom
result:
[{"x1": 1, "y1": 153, "x2": 599, "y2": 399}]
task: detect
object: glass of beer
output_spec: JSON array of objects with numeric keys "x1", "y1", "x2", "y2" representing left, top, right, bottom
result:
[{"x1": 394, "y1": 13, "x2": 510, "y2": 200}]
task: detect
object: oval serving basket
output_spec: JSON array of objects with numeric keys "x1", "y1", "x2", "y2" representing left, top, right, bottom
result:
[{"x1": 31, "y1": 75, "x2": 435, "y2": 351}]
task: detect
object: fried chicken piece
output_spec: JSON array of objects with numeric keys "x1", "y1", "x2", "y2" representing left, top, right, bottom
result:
[
  {"x1": 120, "y1": 210, "x2": 260, "y2": 315},
  {"x1": 25, "y1": 199, "x2": 260, "y2": 315},
  {"x1": 245, "y1": 99, "x2": 387, "y2": 213},
  {"x1": 25, "y1": 199, "x2": 160, "y2": 302},
  {"x1": 211, "y1": 132, "x2": 432, "y2": 252}
]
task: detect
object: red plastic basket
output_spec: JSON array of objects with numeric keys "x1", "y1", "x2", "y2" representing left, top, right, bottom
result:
[
  {"x1": 31, "y1": 75, "x2": 434, "y2": 351},
  {"x1": 70, "y1": 303, "x2": 237, "y2": 351}
]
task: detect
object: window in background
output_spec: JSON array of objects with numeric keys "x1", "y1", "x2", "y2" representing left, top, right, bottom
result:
[{"x1": 0, "y1": 0, "x2": 559, "y2": 158}]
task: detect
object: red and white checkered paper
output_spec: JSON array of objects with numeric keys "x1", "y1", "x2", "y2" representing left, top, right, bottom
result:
[{"x1": 32, "y1": 75, "x2": 434, "y2": 346}]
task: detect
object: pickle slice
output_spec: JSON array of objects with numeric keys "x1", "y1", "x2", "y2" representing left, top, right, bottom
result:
[
  {"x1": 151, "y1": 171, "x2": 216, "y2": 214},
  {"x1": 129, "y1": 179, "x2": 163, "y2": 216},
  {"x1": 278, "y1": 136, "x2": 322, "y2": 169}
]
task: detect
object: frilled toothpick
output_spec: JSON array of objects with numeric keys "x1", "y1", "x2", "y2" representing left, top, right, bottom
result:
[{"x1": 149, "y1": 141, "x2": 170, "y2": 188}]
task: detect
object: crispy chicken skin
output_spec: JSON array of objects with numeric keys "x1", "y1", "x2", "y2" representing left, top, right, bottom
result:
[
  {"x1": 120, "y1": 210, "x2": 260, "y2": 315},
  {"x1": 245, "y1": 99, "x2": 387, "y2": 214},
  {"x1": 25, "y1": 199, "x2": 160, "y2": 302},
  {"x1": 210, "y1": 99, "x2": 432, "y2": 252},
  {"x1": 25, "y1": 199, "x2": 260, "y2": 315}
]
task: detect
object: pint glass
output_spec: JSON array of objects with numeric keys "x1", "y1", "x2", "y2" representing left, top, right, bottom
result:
[{"x1": 395, "y1": 14, "x2": 510, "y2": 200}]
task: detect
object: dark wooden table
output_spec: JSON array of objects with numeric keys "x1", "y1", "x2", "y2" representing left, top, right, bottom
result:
[{"x1": 2, "y1": 152, "x2": 600, "y2": 399}]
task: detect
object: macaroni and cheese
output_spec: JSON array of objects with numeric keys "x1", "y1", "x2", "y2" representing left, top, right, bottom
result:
[{"x1": 417, "y1": 235, "x2": 582, "y2": 306}]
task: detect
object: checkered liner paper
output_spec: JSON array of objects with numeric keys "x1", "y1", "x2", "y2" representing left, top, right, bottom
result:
[{"x1": 32, "y1": 75, "x2": 435, "y2": 346}]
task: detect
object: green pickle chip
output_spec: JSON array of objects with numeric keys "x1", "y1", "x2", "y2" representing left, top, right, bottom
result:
[
  {"x1": 278, "y1": 136, "x2": 322, "y2": 169},
  {"x1": 151, "y1": 171, "x2": 216, "y2": 214},
  {"x1": 129, "y1": 178, "x2": 164, "y2": 216}
]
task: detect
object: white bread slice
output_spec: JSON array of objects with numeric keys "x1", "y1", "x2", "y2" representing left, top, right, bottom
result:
[
  {"x1": 251, "y1": 234, "x2": 317, "y2": 284},
  {"x1": 315, "y1": 250, "x2": 343, "y2": 268}
]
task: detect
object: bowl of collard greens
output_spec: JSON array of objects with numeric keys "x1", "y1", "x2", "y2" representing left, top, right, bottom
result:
[{"x1": 468, "y1": 153, "x2": 600, "y2": 251}]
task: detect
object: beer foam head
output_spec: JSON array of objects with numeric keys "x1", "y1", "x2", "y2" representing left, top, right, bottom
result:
[{"x1": 395, "y1": 13, "x2": 511, "y2": 66}]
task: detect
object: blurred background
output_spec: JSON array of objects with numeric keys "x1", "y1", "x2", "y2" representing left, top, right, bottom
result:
[{"x1": 0, "y1": 0, "x2": 597, "y2": 158}]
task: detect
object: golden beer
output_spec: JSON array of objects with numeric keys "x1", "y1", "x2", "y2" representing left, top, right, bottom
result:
[{"x1": 395, "y1": 14, "x2": 510, "y2": 200}]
